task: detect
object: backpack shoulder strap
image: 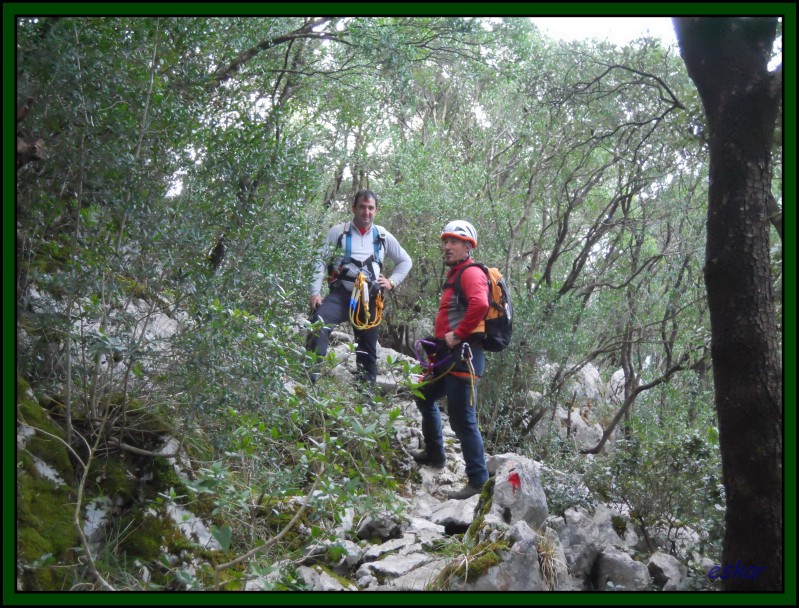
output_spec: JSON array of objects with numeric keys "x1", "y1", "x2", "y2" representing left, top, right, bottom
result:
[
  {"x1": 345, "y1": 222, "x2": 353, "y2": 261},
  {"x1": 372, "y1": 226, "x2": 381, "y2": 264},
  {"x1": 333, "y1": 222, "x2": 353, "y2": 261},
  {"x1": 335, "y1": 221, "x2": 350, "y2": 249},
  {"x1": 448, "y1": 261, "x2": 486, "y2": 296}
]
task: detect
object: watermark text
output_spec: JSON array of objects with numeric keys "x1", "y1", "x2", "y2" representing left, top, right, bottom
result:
[{"x1": 707, "y1": 561, "x2": 765, "y2": 581}]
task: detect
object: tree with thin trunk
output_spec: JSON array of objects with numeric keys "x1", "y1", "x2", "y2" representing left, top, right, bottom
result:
[{"x1": 673, "y1": 17, "x2": 783, "y2": 592}]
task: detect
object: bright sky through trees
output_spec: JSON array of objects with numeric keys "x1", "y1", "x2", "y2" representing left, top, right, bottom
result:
[{"x1": 529, "y1": 17, "x2": 679, "y2": 46}]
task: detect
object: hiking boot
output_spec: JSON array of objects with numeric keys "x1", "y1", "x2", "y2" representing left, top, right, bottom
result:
[
  {"x1": 410, "y1": 450, "x2": 445, "y2": 469},
  {"x1": 444, "y1": 483, "x2": 483, "y2": 500}
]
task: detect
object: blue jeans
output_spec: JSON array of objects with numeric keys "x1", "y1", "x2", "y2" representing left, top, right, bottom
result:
[
  {"x1": 415, "y1": 344, "x2": 488, "y2": 487},
  {"x1": 306, "y1": 286, "x2": 379, "y2": 384}
]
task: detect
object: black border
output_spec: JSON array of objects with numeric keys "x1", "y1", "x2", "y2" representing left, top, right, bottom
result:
[{"x1": 4, "y1": 3, "x2": 795, "y2": 606}]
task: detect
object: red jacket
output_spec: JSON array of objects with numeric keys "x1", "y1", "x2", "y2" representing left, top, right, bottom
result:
[{"x1": 434, "y1": 259, "x2": 489, "y2": 341}]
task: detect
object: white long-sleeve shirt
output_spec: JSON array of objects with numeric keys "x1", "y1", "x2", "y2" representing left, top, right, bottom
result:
[{"x1": 310, "y1": 221, "x2": 412, "y2": 297}]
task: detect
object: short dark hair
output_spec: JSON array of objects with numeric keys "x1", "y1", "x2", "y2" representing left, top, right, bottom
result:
[{"x1": 353, "y1": 190, "x2": 379, "y2": 207}]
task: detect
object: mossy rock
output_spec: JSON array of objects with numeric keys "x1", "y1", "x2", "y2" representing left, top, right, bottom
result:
[
  {"x1": 429, "y1": 538, "x2": 510, "y2": 590},
  {"x1": 118, "y1": 509, "x2": 181, "y2": 562},
  {"x1": 16, "y1": 467, "x2": 79, "y2": 590},
  {"x1": 16, "y1": 380, "x2": 74, "y2": 485},
  {"x1": 88, "y1": 457, "x2": 137, "y2": 505},
  {"x1": 110, "y1": 406, "x2": 177, "y2": 452},
  {"x1": 611, "y1": 514, "x2": 628, "y2": 537},
  {"x1": 256, "y1": 495, "x2": 315, "y2": 529},
  {"x1": 16, "y1": 380, "x2": 82, "y2": 590},
  {"x1": 312, "y1": 564, "x2": 357, "y2": 589},
  {"x1": 460, "y1": 542, "x2": 509, "y2": 583},
  {"x1": 16, "y1": 312, "x2": 65, "y2": 342},
  {"x1": 194, "y1": 562, "x2": 246, "y2": 591},
  {"x1": 139, "y1": 456, "x2": 189, "y2": 501},
  {"x1": 465, "y1": 477, "x2": 496, "y2": 541}
]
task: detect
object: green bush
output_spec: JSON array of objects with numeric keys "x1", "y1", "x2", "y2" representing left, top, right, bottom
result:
[{"x1": 583, "y1": 425, "x2": 724, "y2": 560}]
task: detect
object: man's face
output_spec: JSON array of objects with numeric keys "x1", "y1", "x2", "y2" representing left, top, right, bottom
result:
[
  {"x1": 442, "y1": 236, "x2": 470, "y2": 266},
  {"x1": 352, "y1": 196, "x2": 377, "y2": 229}
]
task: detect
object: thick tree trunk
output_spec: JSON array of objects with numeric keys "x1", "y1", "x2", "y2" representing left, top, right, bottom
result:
[{"x1": 674, "y1": 17, "x2": 783, "y2": 591}]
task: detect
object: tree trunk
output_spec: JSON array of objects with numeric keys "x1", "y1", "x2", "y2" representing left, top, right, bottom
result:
[{"x1": 674, "y1": 17, "x2": 783, "y2": 591}]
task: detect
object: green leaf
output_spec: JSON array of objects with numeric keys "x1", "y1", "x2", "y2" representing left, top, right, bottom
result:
[{"x1": 211, "y1": 525, "x2": 233, "y2": 552}]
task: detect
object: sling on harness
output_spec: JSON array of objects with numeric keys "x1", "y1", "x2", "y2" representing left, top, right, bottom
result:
[
  {"x1": 329, "y1": 222, "x2": 387, "y2": 330},
  {"x1": 350, "y1": 271, "x2": 384, "y2": 330},
  {"x1": 414, "y1": 339, "x2": 478, "y2": 408}
]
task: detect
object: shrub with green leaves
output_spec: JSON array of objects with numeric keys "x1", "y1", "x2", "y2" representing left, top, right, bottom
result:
[{"x1": 583, "y1": 422, "x2": 724, "y2": 561}]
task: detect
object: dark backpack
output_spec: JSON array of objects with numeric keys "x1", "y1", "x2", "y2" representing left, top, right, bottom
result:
[{"x1": 452, "y1": 262, "x2": 513, "y2": 352}]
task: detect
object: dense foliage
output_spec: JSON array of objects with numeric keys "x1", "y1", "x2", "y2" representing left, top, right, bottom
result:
[{"x1": 14, "y1": 16, "x2": 781, "y2": 591}]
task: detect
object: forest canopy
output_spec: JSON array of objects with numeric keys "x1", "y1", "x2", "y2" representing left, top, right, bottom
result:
[{"x1": 9, "y1": 11, "x2": 788, "y2": 596}]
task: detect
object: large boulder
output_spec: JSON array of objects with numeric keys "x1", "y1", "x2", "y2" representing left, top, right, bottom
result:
[
  {"x1": 458, "y1": 535, "x2": 545, "y2": 591},
  {"x1": 647, "y1": 551, "x2": 688, "y2": 591},
  {"x1": 549, "y1": 508, "x2": 602, "y2": 589},
  {"x1": 593, "y1": 546, "x2": 652, "y2": 591},
  {"x1": 485, "y1": 454, "x2": 549, "y2": 529},
  {"x1": 566, "y1": 363, "x2": 606, "y2": 403}
]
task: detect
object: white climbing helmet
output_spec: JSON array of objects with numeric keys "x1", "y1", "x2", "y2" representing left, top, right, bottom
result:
[{"x1": 441, "y1": 220, "x2": 478, "y2": 248}]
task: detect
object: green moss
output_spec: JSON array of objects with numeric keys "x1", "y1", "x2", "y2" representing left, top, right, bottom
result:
[
  {"x1": 314, "y1": 564, "x2": 356, "y2": 589},
  {"x1": 16, "y1": 468, "x2": 79, "y2": 591},
  {"x1": 611, "y1": 515, "x2": 627, "y2": 537},
  {"x1": 17, "y1": 384, "x2": 74, "y2": 484},
  {"x1": 198, "y1": 540, "x2": 256, "y2": 589},
  {"x1": 111, "y1": 502, "x2": 233, "y2": 590},
  {"x1": 462, "y1": 543, "x2": 508, "y2": 582},
  {"x1": 16, "y1": 380, "x2": 82, "y2": 590},
  {"x1": 115, "y1": 274, "x2": 150, "y2": 300},
  {"x1": 90, "y1": 457, "x2": 137, "y2": 504},
  {"x1": 256, "y1": 495, "x2": 315, "y2": 536},
  {"x1": 428, "y1": 538, "x2": 510, "y2": 590},
  {"x1": 142, "y1": 457, "x2": 186, "y2": 500},
  {"x1": 118, "y1": 510, "x2": 179, "y2": 562},
  {"x1": 465, "y1": 477, "x2": 495, "y2": 542}
]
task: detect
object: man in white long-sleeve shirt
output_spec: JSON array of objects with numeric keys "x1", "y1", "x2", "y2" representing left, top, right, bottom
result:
[{"x1": 306, "y1": 190, "x2": 412, "y2": 390}]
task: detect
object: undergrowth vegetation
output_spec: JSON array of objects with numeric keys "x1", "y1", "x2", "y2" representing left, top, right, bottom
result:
[{"x1": 13, "y1": 14, "x2": 781, "y2": 592}]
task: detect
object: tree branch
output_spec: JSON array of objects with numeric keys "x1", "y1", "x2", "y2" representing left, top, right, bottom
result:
[
  {"x1": 23, "y1": 421, "x2": 115, "y2": 590},
  {"x1": 581, "y1": 353, "x2": 689, "y2": 454},
  {"x1": 211, "y1": 18, "x2": 336, "y2": 89}
]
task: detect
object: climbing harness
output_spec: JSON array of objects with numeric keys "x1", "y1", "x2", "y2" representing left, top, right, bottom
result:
[
  {"x1": 343, "y1": 224, "x2": 384, "y2": 268},
  {"x1": 415, "y1": 339, "x2": 455, "y2": 376},
  {"x1": 328, "y1": 222, "x2": 385, "y2": 288},
  {"x1": 414, "y1": 338, "x2": 478, "y2": 407},
  {"x1": 349, "y1": 271, "x2": 384, "y2": 330}
]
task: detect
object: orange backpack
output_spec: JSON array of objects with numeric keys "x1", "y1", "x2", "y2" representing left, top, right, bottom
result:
[{"x1": 452, "y1": 262, "x2": 513, "y2": 352}]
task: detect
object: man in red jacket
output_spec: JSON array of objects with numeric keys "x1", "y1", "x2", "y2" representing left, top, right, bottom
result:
[{"x1": 412, "y1": 220, "x2": 490, "y2": 499}]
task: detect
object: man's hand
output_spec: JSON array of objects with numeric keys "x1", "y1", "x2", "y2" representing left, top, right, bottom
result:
[
  {"x1": 444, "y1": 331, "x2": 462, "y2": 350},
  {"x1": 378, "y1": 275, "x2": 394, "y2": 291},
  {"x1": 309, "y1": 294, "x2": 322, "y2": 312}
]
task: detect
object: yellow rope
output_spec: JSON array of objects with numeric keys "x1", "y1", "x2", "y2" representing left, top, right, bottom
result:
[{"x1": 349, "y1": 272, "x2": 383, "y2": 330}]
